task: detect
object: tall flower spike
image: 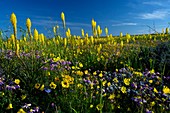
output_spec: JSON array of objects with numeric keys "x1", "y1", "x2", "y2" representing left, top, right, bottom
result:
[
  {"x1": 26, "y1": 18, "x2": 32, "y2": 41},
  {"x1": 34, "y1": 29, "x2": 38, "y2": 41},
  {"x1": 10, "y1": 13, "x2": 17, "y2": 53},
  {"x1": 10, "y1": 13, "x2": 17, "y2": 27},
  {"x1": 105, "y1": 27, "x2": 108, "y2": 36},
  {"x1": 26, "y1": 18, "x2": 31, "y2": 31},
  {"x1": 61, "y1": 12, "x2": 66, "y2": 29}
]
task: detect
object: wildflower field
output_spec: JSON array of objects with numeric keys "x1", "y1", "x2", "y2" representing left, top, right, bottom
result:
[{"x1": 0, "y1": 12, "x2": 170, "y2": 113}]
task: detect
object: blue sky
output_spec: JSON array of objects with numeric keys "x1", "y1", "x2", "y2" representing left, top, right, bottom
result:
[{"x1": 0, "y1": 0, "x2": 170, "y2": 37}]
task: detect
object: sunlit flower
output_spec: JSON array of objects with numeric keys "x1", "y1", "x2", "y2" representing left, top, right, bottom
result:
[
  {"x1": 79, "y1": 62, "x2": 83, "y2": 68},
  {"x1": 34, "y1": 29, "x2": 38, "y2": 41},
  {"x1": 99, "y1": 72, "x2": 103, "y2": 78},
  {"x1": 49, "y1": 82, "x2": 57, "y2": 89},
  {"x1": 153, "y1": 87, "x2": 158, "y2": 93},
  {"x1": 90, "y1": 104, "x2": 93, "y2": 108},
  {"x1": 107, "y1": 82, "x2": 111, "y2": 87},
  {"x1": 150, "y1": 101, "x2": 155, "y2": 107},
  {"x1": 108, "y1": 93, "x2": 115, "y2": 100},
  {"x1": 84, "y1": 70, "x2": 88, "y2": 75},
  {"x1": 102, "y1": 80, "x2": 107, "y2": 86},
  {"x1": 113, "y1": 78, "x2": 118, "y2": 83},
  {"x1": 47, "y1": 71, "x2": 50, "y2": 76},
  {"x1": 149, "y1": 80, "x2": 153, "y2": 84},
  {"x1": 21, "y1": 95, "x2": 26, "y2": 100},
  {"x1": 26, "y1": 18, "x2": 31, "y2": 31},
  {"x1": 10, "y1": 13, "x2": 17, "y2": 27},
  {"x1": 53, "y1": 57, "x2": 60, "y2": 62},
  {"x1": 81, "y1": 29, "x2": 84, "y2": 37},
  {"x1": 35, "y1": 83, "x2": 40, "y2": 89},
  {"x1": 61, "y1": 80, "x2": 69, "y2": 88},
  {"x1": 93, "y1": 71, "x2": 97, "y2": 76},
  {"x1": 14, "y1": 79, "x2": 20, "y2": 85},
  {"x1": 163, "y1": 86, "x2": 170, "y2": 94},
  {"x1": 7, "y1": 103, "x2": 13, "y2": 109},
  {"x1": 40, "y1": 84, "x2": 45, "y2": 91},
  {"x1": 61, "y1": 12, "x2": 66, "y2": 28},
  {"x1": 17, "y1": 108, "x2": 26, "y2": 113},
  {"x1": 150, "y1": 69, "x2": 155, "y2": 74},
  {"x1": 76, "y1": 70, "x2": 84, "y2": 76},
  {"x1": 77, "y1": 83, "x2": 83, "y2": 88},
  {"x1": 123, "y1": 78, "x2": 130, "y2": 86},
  {"x1": 121, "y1": 86, "x2": 126, "y2": 93}
]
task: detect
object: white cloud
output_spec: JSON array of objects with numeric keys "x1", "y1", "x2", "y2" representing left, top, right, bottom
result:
[
  {"x1": 112, "y1": 22, "x2": 137, "y2": 26},
  {"x1": 32, "y1": 19, "x2": 91, "y2": 28},
  {"x1": 139, "y1": 10, "x2": 170, "y2": 19},
  {"x1": 142, "y1": 1, "x2": 162, "y2": 6}
]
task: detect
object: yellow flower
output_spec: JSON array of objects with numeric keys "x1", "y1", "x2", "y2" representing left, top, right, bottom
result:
[
  {"x1": 108, "y1": 93, "x2": 115, "y2": 100},
  {"x1": 96, "y1": 104, "x2": 103, "y2": 111},
  {"x1": 84, "y1": 70, "x2": 88, "y2": 75},
  {"x1": 10, "y1": 13, "x2": 17, "y2": 27},
  {"x1": 21, "y1": 95, "x2": 26, "y2": 100},
  {"x1": 47, "y1": 71, "x2": 50, "y2": 76},
  {"x1": 61, "y1": 12, "x2": 66, "y2": 28},
  {"x1": 34, "y1": 29, "x2": 38, "y2": 41},
  {"x1": 63, "y1": 75, "x2": 72, "y2": 82},
  {"x1": 7, "y1": 103, "x2": 13, "y2": 109},
  {"x1": 17, "y1": 108, "x2": 26, "y2": 113},
  {"x1": 90, "y1": 104, "x2": 93, "y2": 108},
  {"x1": 150, "y1": 69, "x2": 155, "y2": 74},
  {"x1": 123, "y1": 78, "x2": 130, "y2": 86},
  {"x1": 163, "y1": 86, "x2": 170, "y2": 94},
  {"x1": 153, "y1": 88, "x2": 158, "y2": 93},
  {"x1": 103, "y1": 93, "x2": 107, "y2": 97},
  {"x1": 79, "y1": 62, "x2": 83, "y2": 68},
  {"x1": 14, "y1": 79, "x2": 20, "y2": 85},
  {"x1": 99, "y1": 72, "x2": 103, "y2": 78},
  {"x1": 0, "y1": 92, "x2": 4, "y2": 96},
  {"x1": 40, "y1": 84, "x2": 45, "y2": 91},
  {"x1": 77, "y1": 84, "x2": 83, "y2": 88},
  {"x1": 26, "y1": 18, "x2": 31, "y2": 30},
  {"x1": 93, "y1": 71, "x2": 97, "y2": 76},
  {"x1": 53, "y1": 57, "x2": 60, "y2": 62},
  {"x1": 72, "y1": 66, "x2": 75, "y2": 70},
  {"x1": 76, "y1": 71, "x2": 84, "y2": 76},
  {"x1": 150, "y1": 101, "x2": 155, "y2": 107},
  {"x1": 69, "y1": 77, "x2": 74, "y2": 84},
  {"x1": 81, "y1": 29, "x2": 84, "y2": 37},
  {"x1": 149, "y1": 80, "x2": 153, "y2": 84},
  {"x1": 96, "y1": 91, "x2": 99, "y2": 94},
  {"x1": 61, "y1": 80, "x2": 69, "y2": 88},
  {"x1": 35, "y1": 83, "x2": 40, "y2": 89},
  {"x1": 121, "y1": 86, "x2": 127, "y2": 93},
  {"x1": 113, "y1": 78, "x2": 118, "y2": 83},
  {"x1": 102, "y1": 80, "x2": 107, "y2": 86},
  {"x1": 107, "y1": 82, "x2": 111, "y2": 87},
  {"x1": 49, "y1": 82, "x2": 57, "y2": 89}
]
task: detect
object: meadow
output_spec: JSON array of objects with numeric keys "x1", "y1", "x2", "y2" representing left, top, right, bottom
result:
[{"x1": 0, "y1": 12, "x2": 170, "y2": 113}]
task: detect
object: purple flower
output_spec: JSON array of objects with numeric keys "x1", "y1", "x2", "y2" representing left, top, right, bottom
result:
[
  {"x1": 34, "y1": 106, "x2": 39, "y2": 112},
  {"x1": 45, "y1": 88, "x2": 51, "y2": 93},
  {"x1": 0, "y1": 81, "x2": 4, "y2": 85},
  {"x1": 15, "y1": 85, "x2": 20, "y2": 89}
]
